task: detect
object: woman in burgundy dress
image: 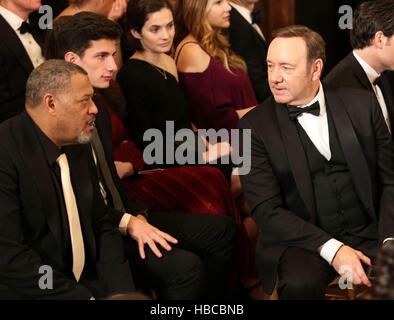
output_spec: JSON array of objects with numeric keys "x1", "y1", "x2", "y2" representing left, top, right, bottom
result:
[
  {"x1": 174, "y1": 0, "x2": 265, "y2": 298},
  {"x1": 174, "y1": 0, "x2": 257, "y2": 136}
]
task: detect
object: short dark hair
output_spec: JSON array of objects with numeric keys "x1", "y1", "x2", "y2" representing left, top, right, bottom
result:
[
  {"x1": 350, "y1": 0, "x2": 394, "y2": 49},
  {"x1": 26, "y1": 59, "x2": 87, "y2": 108},
  {"x1": 44, "y1": 12, "x2": 122, "y2": 59},
  {"x1": 124, "y1": 0, "x2": 173, "y2": 52},
  {"x1": 272, "y1": 25, "x2": 326, "y2": 68}
]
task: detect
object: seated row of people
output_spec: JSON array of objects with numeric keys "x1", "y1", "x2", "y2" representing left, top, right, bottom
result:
[{"x1": 0, "y1": 0, "x2": 393, "y2": 300}]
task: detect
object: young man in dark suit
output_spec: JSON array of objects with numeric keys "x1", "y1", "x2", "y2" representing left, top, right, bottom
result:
[
  {"x1": 324, "y1": 0, "x2": 394, "y2": 136},
  {"x1": 45, "y1": 12, "x2": 237, "y2": 300},
  {"x1": 0, "y1": 59, "x2": 135, "y2": 299},
  {"x1": 239, "y1": 25, "x2": 394, "y2": 299},
  {"x1": 228, "y1": 0, "x2": 270, "y2": 103},
  {"x1": 0, "y1": 0, "x2": 45, "y2": 123}
]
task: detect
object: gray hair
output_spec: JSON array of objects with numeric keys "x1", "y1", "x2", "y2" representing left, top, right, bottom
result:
[{"x1": 25, "y1": 59, "x2": 88, "y2": 108}]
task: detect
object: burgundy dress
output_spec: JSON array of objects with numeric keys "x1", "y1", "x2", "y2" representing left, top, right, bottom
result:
[{"x1": 177, "y1": 42, "x2": 257, "y2": 136}]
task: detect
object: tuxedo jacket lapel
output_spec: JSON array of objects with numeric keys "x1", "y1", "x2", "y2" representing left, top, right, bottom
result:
[
  {"x1": 325, "y1": 90, "x2": 376, "y2": 220},
  {"x1": 16, "y1": 112, "x2": 63, "y2": 248},
  {"x1": 346, "y1": 53, "x2": 373, "y2": 92},
  {"x1": 380, "y1": 73, "x2": 394, "y2": 126},
  {"x1": 275, "y1": 103, "x2": 316, "y2": 222},
  {"x1": 231, "y1": 8, "x2": 268, "y2": 48},
  {"x1": 0, "y1": 15, "x2": 34, "y2": 74}
]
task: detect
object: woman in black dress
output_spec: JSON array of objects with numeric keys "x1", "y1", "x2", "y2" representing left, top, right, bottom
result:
[{"x1": 117, "y1": 0, "x2": 265, "y2": 299}]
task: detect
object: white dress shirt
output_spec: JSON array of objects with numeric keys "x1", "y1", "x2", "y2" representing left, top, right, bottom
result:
[
  {"x1": 229, "y1": 2, "x2": 266, "y2": 41},
  {"x1": 294, "y1": 82, "x2": 344, "y2": 264},
  {"x1": 353, "y1": 51, "x2": 391, "y2": 133},
  {"x1": 0, "y1": 5, "x2": 44, "y2": 68}
]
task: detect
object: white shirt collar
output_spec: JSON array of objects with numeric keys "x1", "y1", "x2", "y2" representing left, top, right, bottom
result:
[
  {"x1": 298, "y1": 82, "x2": 326, "y2": 116},
  {"x1": 352, "y1": 50, "x2": 380, "y2": 85},
  {"x1": 0, "y1": 5, "x2": 26, "y2": 32},
  {"x1": 229, "y1": 2, "x2": 253, "y2": 24}
]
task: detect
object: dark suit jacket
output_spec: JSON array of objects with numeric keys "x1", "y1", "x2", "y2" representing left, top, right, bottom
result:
[
  {"x1": 324, "y1": 52, "x2": 394, "y2": 140},
  {"x1": 93, "y1": 96, "x2": 149, "y2": 226},
  {"x1": 228, "y1": 7, "x2": 270, "y2": 104},
  {"x1": 0, "y1": 111, "x2": 134, "y2": 299},
  {"x1": 0, "y1": 15, "x2": 44, "y2": 123},
  {"x1": 239, "y1": 86, "x2": 394, "y2": 294}
]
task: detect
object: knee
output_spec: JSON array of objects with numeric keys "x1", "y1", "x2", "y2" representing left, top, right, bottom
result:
[
  {"x1": 171, "y1": 253, "x2": 204, "y2": 286},
  {"x1": 278, "y1": 274, "x2": 326, "y2": 300}
]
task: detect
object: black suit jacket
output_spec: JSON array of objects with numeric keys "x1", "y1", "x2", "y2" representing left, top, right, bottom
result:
[
  {"x1": 324, "y1": 52, "x2": 394, "y2": 139},
  {"x1": 93, "y1": 96, "x2": 149, "y2": 226},
  {"x1": 0, "y1": 111, "x2": 134, "y2": 299},
  {"x1": 228, "y1": 7, "x2": 270, "y2": 103},
  {"x1": 239, "y1": 86, "x2": 394, "y2": 294},
  {"x1": 0, "y1": 15, "x2": 44, "y2": 123}
]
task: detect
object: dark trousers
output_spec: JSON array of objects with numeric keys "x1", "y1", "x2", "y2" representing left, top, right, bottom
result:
[
  {"x1": 277, "y1": 237, "x2": 378, "y2": 300},
  {"x1": 123, "y1": 211, "x2": 237, "y2": 300}
]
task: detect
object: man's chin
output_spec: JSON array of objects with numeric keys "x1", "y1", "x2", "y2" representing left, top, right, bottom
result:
[{"x1": 77, "y1": 132, "x2": 92, "y2": 145}]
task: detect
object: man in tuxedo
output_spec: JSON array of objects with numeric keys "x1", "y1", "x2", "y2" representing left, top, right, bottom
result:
[
  {"x1": 0, "y1": 0, "x2": 45, "y2": 123},
  {"x1": 0, "y1": 59, "x2": 135, "y2": 299},
  {"x1": 45, "y1": 12, "x2": 237, "y2": 300},
  {"x1": 324, "y1": 0, "x2": 394, "y2": 136},
  {"x1": 239, "y1": 25, "x2": 394, "y2": 299},
  {"x1": 228, "y1": 0, "x2": 270, "y2": 103}
]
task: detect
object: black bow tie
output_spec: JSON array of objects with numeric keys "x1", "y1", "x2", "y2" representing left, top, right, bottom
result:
[
  {"x1": 373, "y1": 76, "x2": 383, "y2": 87},
  {"x1": 287, "y1": 101, "x2": 320, "y2": 121},
  {"x1": 19, "y1": 21, "x2": 34, "y2": 35},
  {"x1": 251, "y1": 10, "x2": 262, "y2": 25}
]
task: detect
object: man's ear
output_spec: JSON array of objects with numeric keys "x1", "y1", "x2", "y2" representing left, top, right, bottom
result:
[
  {"x1": 311, "y1": 58, "x2": 323, "y2": 81},
  {"x1": 42, "y1": 93, "x2": 57, "y2": 116},
  {"x1": 131, "y1": 29, "x2": 142, "y2": 40},
  {"x1": 64, "y1": 51, "x2": 79, "y2": 64},
  {"x1": 372, "y1": 31, "x2": 386, "y2": 49}
]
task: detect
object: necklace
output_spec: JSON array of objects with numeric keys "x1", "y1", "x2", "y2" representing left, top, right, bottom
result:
[
  {"x1": 149, "y1": 63, "x2": 168, "y2": 80},
  {"x1": 73, "y1": 5, "x2": 81, "y2": 13}
]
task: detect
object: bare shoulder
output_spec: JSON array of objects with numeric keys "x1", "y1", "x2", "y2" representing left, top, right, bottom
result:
[{"x1": 175, "y1": 40, "x2": 210, "y2": 73}]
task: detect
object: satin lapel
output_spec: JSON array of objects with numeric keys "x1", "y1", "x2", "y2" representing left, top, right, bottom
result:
[
  {"x1": 347, "y1": 53, "x2": 374, "y2": 92},
  {"x1": 66, "y1": 145, "x2": 96, "y2": 262},
  {"x1": 0, "y1": 15, "x2": 34, "y2": 74},
  {"x1": 232, "y1": 8, "x2": 268, "y2": 47},
  {"x1": 380, "y1": 74, "x2": 394, "y2": 126},
  {"x1": 325, "y1": 90, "x2": 375, "y2": 218},
  {"x1": 276, "y1": 104, "x2": 316, "y2": 221},
  {"x1": 16, "y1": 112, "x2": 63, "y2": 247}
]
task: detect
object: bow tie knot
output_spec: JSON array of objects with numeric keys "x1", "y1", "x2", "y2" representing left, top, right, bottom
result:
[
  {"x1": 19, "y1": 21, "x2": 34, "y2": 35},
  {"x1": 373, "y1": 76, "x2": 383, "y2": 87},
  {"x1": 287, "y1": 101, "x2": 320, "y2": 121},
  {"x1": 251, "y1": 10, "x2": 262, "y2": 25}
]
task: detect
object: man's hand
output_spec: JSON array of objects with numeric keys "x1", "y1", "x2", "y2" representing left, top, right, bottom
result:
[
  {"x1": 332, "y1": 245, "x2": 372, "y2": 287},
  {"x1": 127, "y1": 215, "x2": 178, "y2": 259}
]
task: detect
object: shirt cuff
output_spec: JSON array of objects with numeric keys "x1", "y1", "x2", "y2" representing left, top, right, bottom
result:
[
  {"x1": 319, "y1": 238, "x2": 344, "y2": 265},
  {"x1": 119, "y1": 213, "x2": 132, "y2": 236}
]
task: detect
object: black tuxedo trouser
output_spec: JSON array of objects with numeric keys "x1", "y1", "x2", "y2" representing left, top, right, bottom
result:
[
  {"x1": 122, "y1": 211, "x2": 237, "y2": 300},
  {"x1": 276, "y1": 236, "x2": 378, "y2": 300}
]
